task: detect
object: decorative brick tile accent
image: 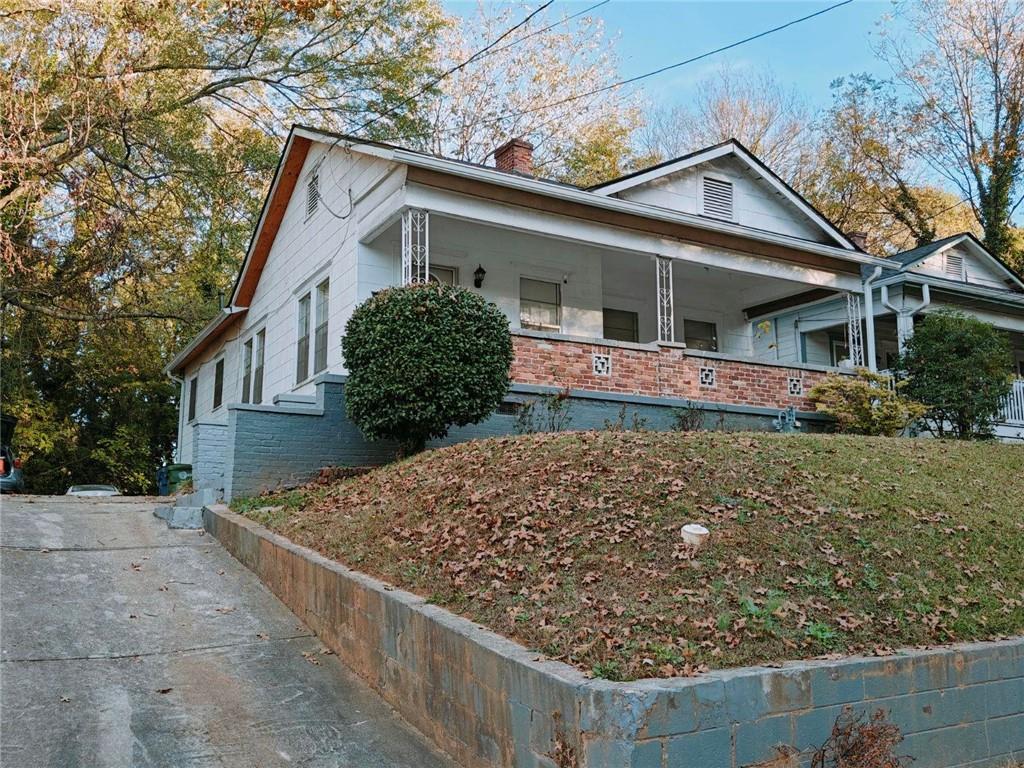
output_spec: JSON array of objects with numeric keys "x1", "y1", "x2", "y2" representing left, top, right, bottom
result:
[
  {"x1": 592, "y1": 353, "x2": 612, "y2": 377},
  {"x1": 510, "y1": 335, "x2": 834, "y2": 411}
]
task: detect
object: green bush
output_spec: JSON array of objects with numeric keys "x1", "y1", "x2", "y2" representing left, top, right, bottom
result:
[
  {"x1": 342, "y1": 283, "x2": 513, "y2": 455},
  {"x1": 808, "y1": 369, "x2": 927, "y2": 437},
  {"x1": 896, "y1": 310, "x2": 1014, "y2": 439}
]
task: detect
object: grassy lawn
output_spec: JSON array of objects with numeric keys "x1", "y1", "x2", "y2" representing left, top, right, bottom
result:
[{"x1": 232, "y1": 432, "x2": 1024, "y2": 681}]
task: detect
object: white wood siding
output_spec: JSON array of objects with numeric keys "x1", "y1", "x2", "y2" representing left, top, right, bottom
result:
[{"x1": 613, "y1": 157, "x2": 828, "y2": 243}]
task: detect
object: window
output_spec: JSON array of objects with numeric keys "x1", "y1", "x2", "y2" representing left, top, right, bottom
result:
[
  {"x1": 944, "y1": 251, "x2": 965, "y2": 279},
  {"x1": 241, "y1": 338, "x2": 253, "y2": 404},
  {"x1": 241, "y1": 329, "x2": 265, "y2": 404},
  {"x1": 187, "y1": 377, "x2": 198, "y2": 421},
  {"x1": 305, "y1": 168, "x2": 319, "y2": 219},
  {"x1": 213, "y1": 358, "x2": 225, "y2": 410},
  {"x1": 428, "y1": 265, "x2": 458, "y2": 285},
  {"x1": 252, "y1": 329, "x2": 265, "y2": 404},
  {"x1": 520, "y1": 278, "x2": 560, "y2": 331},
  {"x1": 296, "y1": 293, "x2": 311, "y2": 384},
  {"x1": 829, "y1": 334, "x2": 850, "y2": 367},
  {"x1": 683, "y1": 319, "x2": 718, "y2": 352},
  {"x1": 314, "y1": 279, "x2": 329, "y2": 375},
  {"x1": 603, "y1": 308, "x2": 638, "y2": 343},
  {"x1": 702, "y1": 176, "x2": 734, "y2": 220}
]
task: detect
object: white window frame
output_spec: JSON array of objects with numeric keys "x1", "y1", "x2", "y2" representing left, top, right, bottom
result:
[
  {"x1": 187, "y1": 376, "x2": 198, "y2": 423},
  {"x1": 296, "y1": 292, "x2": 312, "y2": 385},
  {"x1": 313, "y1": 278, "x2": 329, "y2": 376},
  {"x1": 428, "y1": 264, "x2": 459, "y2": 286},
  {"x1": 682, "y1": 317, "x2": 719, "y2": 352},
  {"x1": 519, "y1": 276, "x2": 562, "y2": 333},
  {"x1": 698, "y1": 171, "x2": 736, "y2": 222},
  {"x1": 241, "y1": 327, "x2": 266, "y2": 404},
  {"x1": 212, "y1": 354, "x2": 226, "y2": 412}
]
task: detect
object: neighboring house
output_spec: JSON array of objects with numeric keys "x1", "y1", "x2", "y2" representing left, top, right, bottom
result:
[{"x1": 166, "y1": 126, "x2": 1024, "y2": 500}]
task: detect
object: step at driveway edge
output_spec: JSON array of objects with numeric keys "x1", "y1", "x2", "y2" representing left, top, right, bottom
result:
[{"x1": 203, "y1": 504, "x2": 1024, "y2": 768}]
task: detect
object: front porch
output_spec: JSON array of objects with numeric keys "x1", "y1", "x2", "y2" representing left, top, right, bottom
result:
[{"x1": 357, "y1": 206, "x2": 864, "y2": 413}]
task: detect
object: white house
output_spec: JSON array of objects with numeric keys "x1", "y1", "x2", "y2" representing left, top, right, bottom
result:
[{"x1": 165, "y1": 126, "x2": 1024, "y2": 500}]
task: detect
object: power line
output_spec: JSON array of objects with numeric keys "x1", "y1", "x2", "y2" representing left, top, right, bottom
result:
[
  {"x1": 349, "y1": 0, "x2": 555, "y2": 139},
  {"x1": 318, "y1": 0, "x2": 557, "y2": 217},
  {"x1": 478, "y1": 0, "x2": 610, "y2": 61},
  {"x1": 381, "y1": 0, "x2": 854, "y2": 144}
]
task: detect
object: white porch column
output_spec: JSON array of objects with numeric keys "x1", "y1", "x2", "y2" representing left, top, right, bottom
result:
[
  {"x1": 656, "y1": 256, "x2": 674, "y2": 343},
  {"x1": 401, "y1": 208, "x2": 429, "y2": 284},
  {"x1": 862, "y1": 267, "x2": 882, "y2": 371}
]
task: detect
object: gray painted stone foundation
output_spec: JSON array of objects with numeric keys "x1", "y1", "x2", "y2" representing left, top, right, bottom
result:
[
  {"x1": 220, "y1": 375, "x2": 832, "y2": 501},
  {"x1": 205, "y1": 506, "x2": 1024, "y2": 768}
]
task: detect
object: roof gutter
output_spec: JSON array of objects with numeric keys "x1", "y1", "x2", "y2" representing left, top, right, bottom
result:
[
  {"x1": 876, "y1": 271, "x2": 1024, "y2": 310},
  {"x1": 296, "y1": 127, "x2": 892, "y2": 272},
  {"x1": 164, "y1": 306, "x2": 248, "y2": 375},
  {"x1": 390, "y1": 149, "x2": 892, "y2": 270}
]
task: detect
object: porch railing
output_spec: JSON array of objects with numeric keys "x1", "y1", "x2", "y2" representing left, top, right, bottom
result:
[
  {"x1": 1001, "y1": 379, "x2": 1024, "y2": 425},
  {"x1": 877, "y1": 372, "x2": 1023, "y2": 425}
]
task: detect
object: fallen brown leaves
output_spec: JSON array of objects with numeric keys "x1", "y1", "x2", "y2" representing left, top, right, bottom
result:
[{"x1": 237, "y1": 431, "x2": 1024, "y2": 681}]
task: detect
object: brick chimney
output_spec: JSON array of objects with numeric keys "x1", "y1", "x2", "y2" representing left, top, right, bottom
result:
[
  {"x1": 494, "y1": 138, "x2": 533, "y2": 176},
  {"x1": 848, "y1": 231, "x2": 869, "y2": 251}
]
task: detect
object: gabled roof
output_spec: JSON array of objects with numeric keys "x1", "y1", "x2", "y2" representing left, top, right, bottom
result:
[
  {"x1": 884, "y1": 232, "x2": 1024, "y2": 290},
  {"x1": 589, "y1": 139, "x2": 858, "y2": 251},
  {"x1": 167, "y1": 125, "x2": 896, "y2": 374}
]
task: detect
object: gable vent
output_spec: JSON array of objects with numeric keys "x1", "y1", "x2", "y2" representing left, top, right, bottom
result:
[
  {"x1": 702, "y1": 176, "x2": 734, "y2": 220},
  {"x1": 944, "y1": 251, "x2": 964, "y2": 279},
  {"x1": 305, "y1": 170, "x2": 320, "y2": 219}
]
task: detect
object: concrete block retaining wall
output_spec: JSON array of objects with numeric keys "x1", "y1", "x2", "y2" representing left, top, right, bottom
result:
[
  {"x1": 221, "y1": 375, "x2": 831, "y2": 501},
  {"x1": 191, "y1": 422, "x2": 228, "y2": 494},
  {"x1": 205, "y1": 506, "x2": 1024, "y2": 768}
]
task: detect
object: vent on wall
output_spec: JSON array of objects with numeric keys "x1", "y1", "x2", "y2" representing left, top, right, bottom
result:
[
  {"x1": 702, "y1": 176, "x2": 734, "y2": 220},
  {"x1": 944, "y1": 251, "x2": 964, "y2": 279},
  {"x1": 305, "y1": 169, "x2": 320, "y2": 219}
]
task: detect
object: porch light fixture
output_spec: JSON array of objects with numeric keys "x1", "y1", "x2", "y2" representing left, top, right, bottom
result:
[{"x1": 473, "y1": 264, "x2": 486, "y2": 288}]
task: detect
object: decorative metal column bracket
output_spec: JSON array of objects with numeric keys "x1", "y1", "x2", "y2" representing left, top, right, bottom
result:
[
  {"x1": 401, "y1": 208, "x2": 429, "y2": 285},
  {"x1": 845, "y1": 291, "x2": 865, "y2": 368},
  {"x1": 656, "y1": 256, "x2": 674, "y2": 343}
]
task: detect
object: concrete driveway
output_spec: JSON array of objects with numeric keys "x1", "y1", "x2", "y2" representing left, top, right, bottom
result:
[{"x1": 0, "y1": 496, "x2": 455, "y2": 768}]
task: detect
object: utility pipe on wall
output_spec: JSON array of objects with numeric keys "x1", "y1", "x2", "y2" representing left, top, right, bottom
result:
[
  {"x1": 881, "y1": 283, "x2": 931, "y2": 353},
  {"x1": 863, "y1": 267, "x2": 883, "y2": 372}
]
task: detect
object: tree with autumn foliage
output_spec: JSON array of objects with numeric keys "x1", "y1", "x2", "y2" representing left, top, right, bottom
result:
[{"x1": 1, "y1": 0, "x2": 444, "y2": 492}]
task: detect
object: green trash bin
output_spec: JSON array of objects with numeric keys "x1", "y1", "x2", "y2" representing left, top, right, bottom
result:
[{"x1": 165, "y1": 463, "x2": 193, "y2": 494}]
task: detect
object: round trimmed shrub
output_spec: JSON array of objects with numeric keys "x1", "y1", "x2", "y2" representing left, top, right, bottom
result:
[
  {"x1": 896, "y1": 310, "x2": 1014, "y2": 439},
  {"x1": 342, "y1": 283, "x2": 513, "y2": 455}
]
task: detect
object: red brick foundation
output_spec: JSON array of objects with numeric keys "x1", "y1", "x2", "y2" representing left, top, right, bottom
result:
[{"x1": 510, "y1": 334, "x2": 837, "y2": 411}]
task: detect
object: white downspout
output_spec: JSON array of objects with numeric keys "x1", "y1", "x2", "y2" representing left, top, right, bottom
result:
[
  {"x1": 881, "y1": 283, "x2": 931, "y2": 354},
  {"x1": 168, "y1": 372, "x2": 185, "y2": 463},
  {"x1": 863, "y1": 267, "x2": 883, "y2": 372}
]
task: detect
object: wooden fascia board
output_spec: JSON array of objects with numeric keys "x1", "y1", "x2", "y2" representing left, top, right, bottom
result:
[
  {"x1": 406, "y1": 166, "x2": 861, "y2": 276},
  {"x1": 169, "y1": 310, "x2": 246, "y2": 374},
  {"x1": 234, "y1": 136, "x2": 312, "y2": 307}
]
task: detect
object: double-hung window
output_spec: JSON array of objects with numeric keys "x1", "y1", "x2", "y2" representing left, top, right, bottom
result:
[
  {"x1": 603, "y1": 308, "x2": 639, "y2": 343},
  {"x1": 252, "y1": 329, "x2": 265, "y2": 403},
  {"x1": 296, "y1": 293, "x2": 311, "y2": 384},
  {"x1": 242, "y1": 339, "x2": 253, "y2": 404},
  {"x1": 187, "y1": 377, "x2": 198, "y2": 421},
  {"x1": 520, "y1": 278, "x2": 561, "y2": 332},
  {"x1": 683, "y1": 319, "x2": 718, "y2": 352},
  {"x1": 213, "y1": 358, "x2": 225, "y2": 410},
  {"x1": 314, "y1": 279, "x2": 329, "y2": 375},
  {"x1": 242, "y1": 329, "x2": 265, "y2": 404}
]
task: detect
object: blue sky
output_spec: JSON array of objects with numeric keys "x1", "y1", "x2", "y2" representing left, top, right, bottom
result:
[{"x1": 446, "y1": 1, "x2": 902, "y2": 111}]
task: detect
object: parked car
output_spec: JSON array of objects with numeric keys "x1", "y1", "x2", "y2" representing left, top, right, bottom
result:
[
  {"x1": 65, "y1": 485, "x2": 121, "y2": 497},
  {"x1": 0, "y1": 415, "x2": 24, "y2": 494}
]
